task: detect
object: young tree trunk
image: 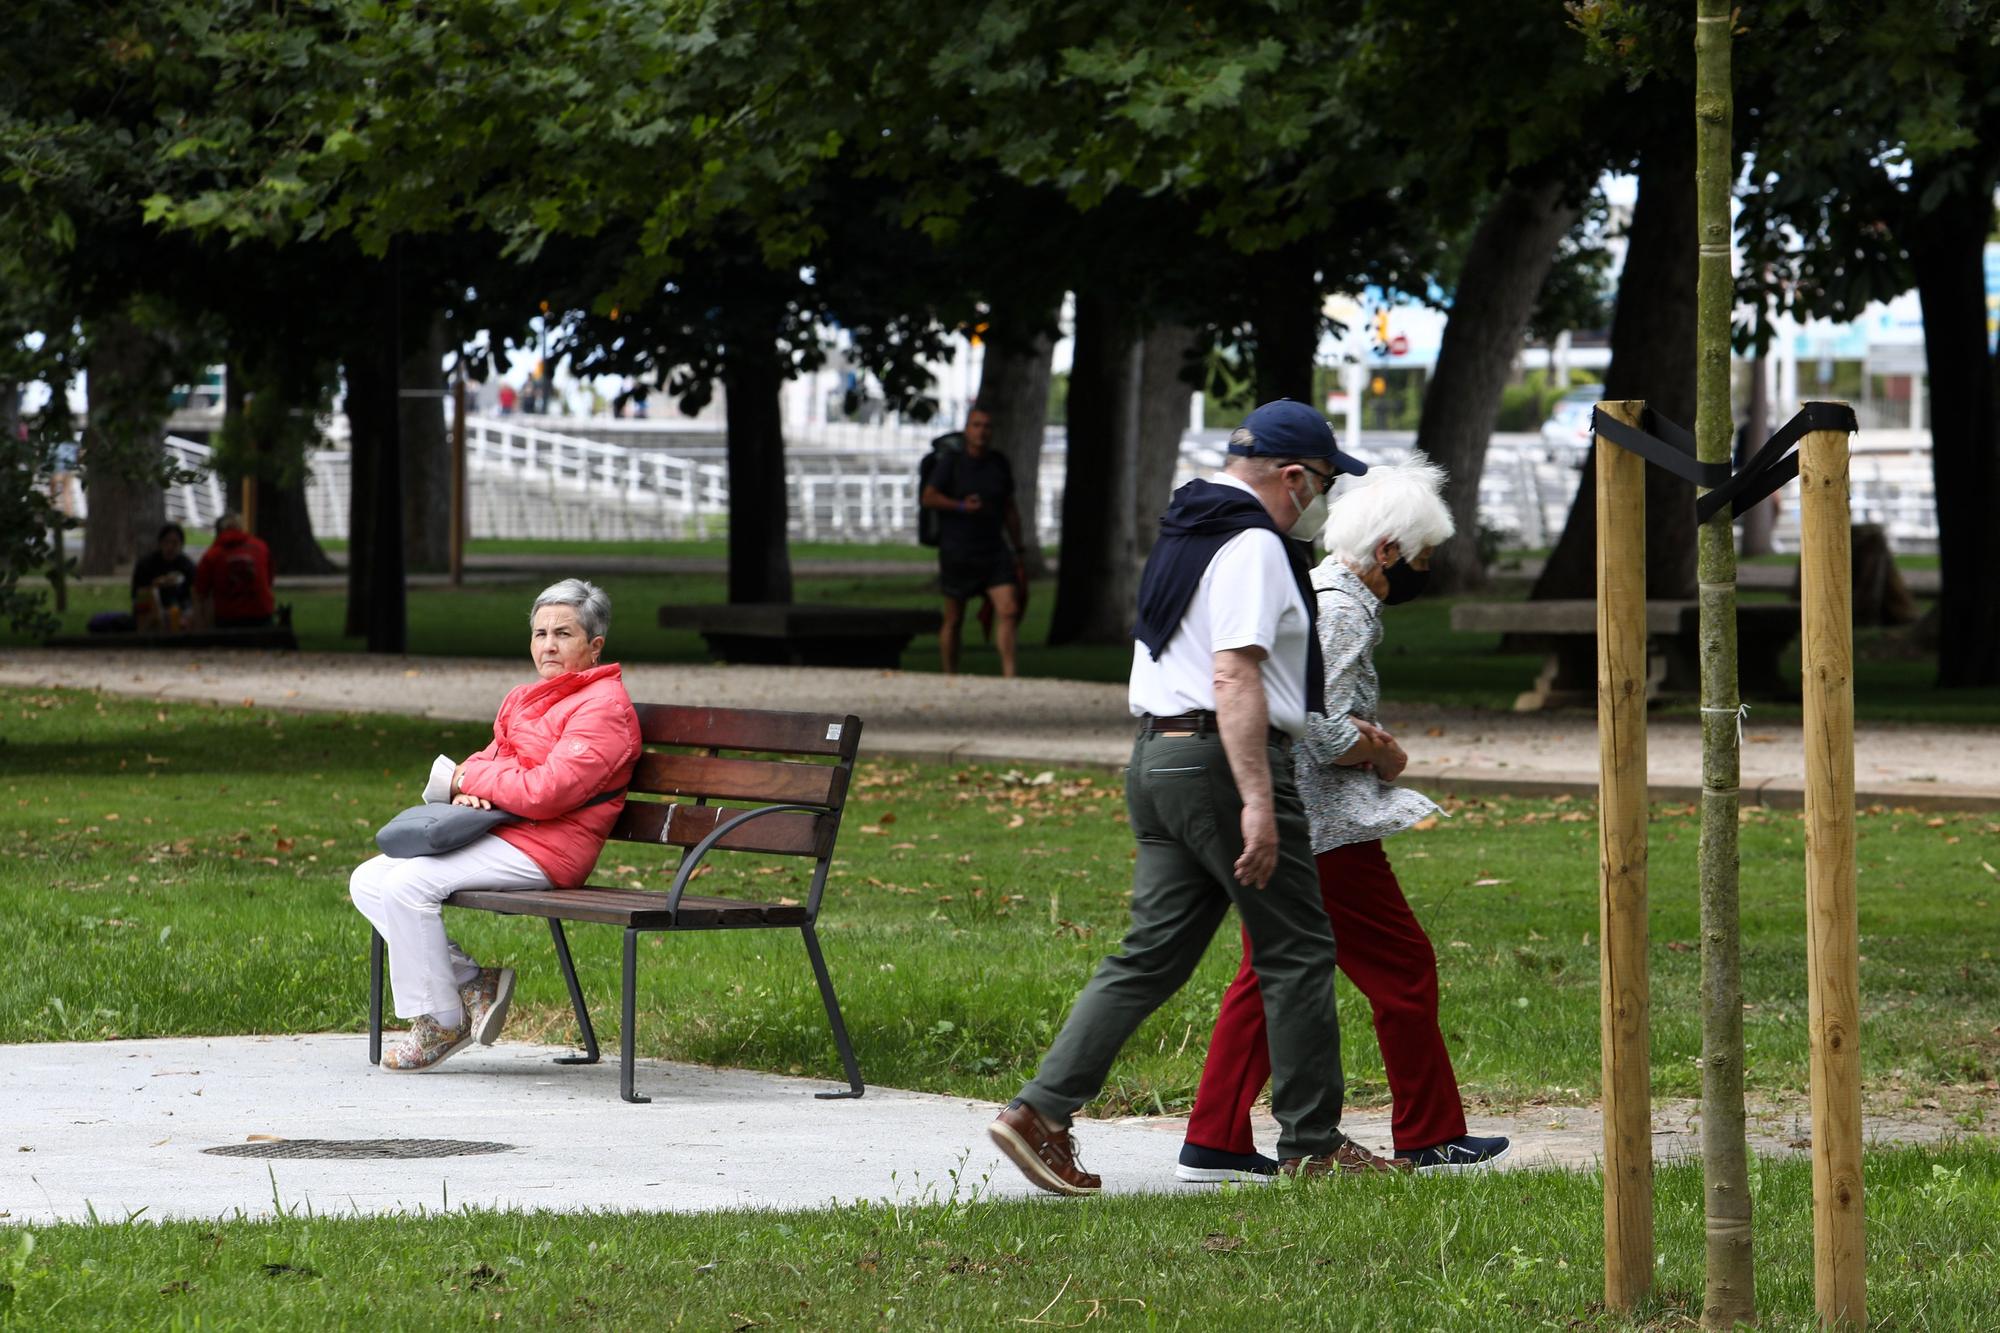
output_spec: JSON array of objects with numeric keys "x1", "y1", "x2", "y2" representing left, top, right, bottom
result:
[
  {"x1": 1418, "y1": 175, "x2": 1581, "y2": 593},
  {"x1": 1907, "y1": 163, "x2": 2000, "y2": 687},
  {"x1": 1252, "y1": 244, "x2": 1318, "y2": 405},
  {"x1": 1532, "y1": 130, "x2": 1700, "y2": 603},
  {"x1": 1048, "y1": 290, "x2": 1132, "y2": 644},
  {"x1": 722, "y1": 349, "x2": 793, "y2": 604},
  {"x1": 401, "y1": 315, "x2": 452, "y2": 573},
  {"x1": 1694, "y1": 4, "x2": 1755, "y2": 1323},
  {"x1": 976, "y1": 307, "x2": 1058, "y2": 578},
  {"x1": 78, "y1": 307, "x2": 174, "y2": 576}
]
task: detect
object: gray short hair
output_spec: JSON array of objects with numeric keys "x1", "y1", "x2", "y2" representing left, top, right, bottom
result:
[{"x1": 531, "y1": 578, "x2": 611, "y2": 640}]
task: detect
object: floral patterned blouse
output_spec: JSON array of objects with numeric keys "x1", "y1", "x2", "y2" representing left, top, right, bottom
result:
[{"x1": 1296, "y1": 558, "x2": 1444, "y2": 854}]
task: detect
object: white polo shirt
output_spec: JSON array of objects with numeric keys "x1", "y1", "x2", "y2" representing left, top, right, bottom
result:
[{"x1": 1127, "y1": 473, "x2": 1311, "y2": 738}]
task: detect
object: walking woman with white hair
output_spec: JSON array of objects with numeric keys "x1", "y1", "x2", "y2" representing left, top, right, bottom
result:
[
  {"x1": 350, "y1": 579, "x2": 642, "y2": 1073},
  {"x1": 1178, "y1": 456, "x2": 1512, "y2": 1179}
]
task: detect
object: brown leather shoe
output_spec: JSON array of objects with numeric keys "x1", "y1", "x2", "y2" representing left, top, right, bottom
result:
[
  {"x1": 988, "y1": 1102, "x2": 1102, "y2": 1196},
  {"x1": 1280, "y1": 1140, "x2": 1414, "y2": 1176}
]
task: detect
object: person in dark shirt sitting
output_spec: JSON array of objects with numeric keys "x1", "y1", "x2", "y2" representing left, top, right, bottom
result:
[
  {"x1": 130, "y1": 523, "x2": 198, "y2": 631},
  {"x1": 919, "y1": 404, "x2": 1025, "y2": 677},
  {"x1": 193, "y1": 512, "x2": 276, "y2": 629}
]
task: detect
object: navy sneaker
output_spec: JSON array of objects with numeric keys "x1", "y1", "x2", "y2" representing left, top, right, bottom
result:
[
  {"x1": 1405, "y1": 1134, "x2": 1512, "y2": 1173},
  {"x1": 1175, "y1": 1142, "x2": 1280, "y2": 1184}
]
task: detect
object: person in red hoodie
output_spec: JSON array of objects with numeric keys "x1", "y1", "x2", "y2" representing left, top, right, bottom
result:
[
  {"x1": 349, "y1": 579, "x2": 642, "y2": 1073},
  {"x1": 192, "y1": 512, "x2": 275, "y2": 628}
]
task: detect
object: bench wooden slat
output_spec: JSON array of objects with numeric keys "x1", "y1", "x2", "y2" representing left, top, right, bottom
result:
[
  {"x1": 633, "y1": 704, "x2": 860, "y2": 758},
  {"x1": 445, "y1": 885, "x2": 808, "y2": 929},
  {"x1": 609, "y1": 800, "x2": 828, "y2": 856},
  {"x1": 447, "y1": 887, "x2": 678, "y2": 928},
  {"x1": 629, "y1": 752, "x2": 839, "y2": 806}
]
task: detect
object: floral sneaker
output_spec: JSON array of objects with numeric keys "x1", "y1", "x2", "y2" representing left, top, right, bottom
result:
[
  {"x1": 459, "y1": 966, "x2": 516, "y2": 1046},
  {"x1": 381, "y1": 1014, "x2": 474, "y2": 1073}
]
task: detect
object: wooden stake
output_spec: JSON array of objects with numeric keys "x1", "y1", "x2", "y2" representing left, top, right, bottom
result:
[
  {"x1": 241, "y1": 473, "x2": 257, "y2": 536},
  {"x1": 1799, "y1": 409, "x2": 1864, "y2": 1330},
  {"x1": 450, "y1": 377, "x2": 467, "y2": 587},
  {"x1": 1595, "y1": 399, "x2": 1653, "y2": 1311}
]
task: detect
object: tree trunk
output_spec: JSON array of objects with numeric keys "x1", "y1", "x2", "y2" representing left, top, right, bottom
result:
[
  {"x1": 401, "y1": 315, "x2": 452, "y2": 573},
  {"x1": 722, "y1": 349, "x2": 793, "y2": 604},
  {"x1": 1418, "y1": 176, "x2": 1581, "y2": 593},
  {"x1": 1532, "y1": 130, "x2": 1700, "y2": 603},
  {"x1": 1694, "y1": 5, "x2": 1754, "y2": 1323},
  {"x1": 343, "y1": 355, "x2": 378, "y2": 640},
  {"x1": 1907, "y1": 164, "x2": 2000, "y2": 687},
  {"x1": 1252, "y1": 245, "x2": 1318, "y2": 405},
  {"x1": 1048, "y1": 290, "x2": 1133, "y2": 645},
  {"x1": 255, "y1": 472, "x2": 336, "y2": 577},
  {"x1": 79, "y1": 307, "x2": 174, "y2": 576},
  {"x1": 976, "y1": 309, "x2": 1058, "y2": 578},
  {"x1": 341, "y1": 257, "x2": 407, "y2": 653},
  {"x1": 1132, "y1": 324, "x2": 1198, "y2": 567}
]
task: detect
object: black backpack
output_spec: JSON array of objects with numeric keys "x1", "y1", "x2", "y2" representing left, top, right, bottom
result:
[{"x1": 917, "y1": 432, "x2": 966, "y2": 547}]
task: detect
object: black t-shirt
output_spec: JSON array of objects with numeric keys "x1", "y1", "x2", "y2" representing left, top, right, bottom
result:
[
  {"x1": 929, "y1": 449, "x2": 1014, "y2": 557},
  {"x1": 131, "y1": 551, "x2": 197, "y2": 607}
]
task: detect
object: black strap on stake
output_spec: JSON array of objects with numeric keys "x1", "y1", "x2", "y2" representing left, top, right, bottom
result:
[
  {"x1": 1590, "y1": 407, "x2": 1731, "y2": 488},
  {"x1": 1692, "y1": 401, "x2": 1860, "y2": 524},
  {"x1": 1592, "y1": 401, "x2": 1860, "y2": 524}
]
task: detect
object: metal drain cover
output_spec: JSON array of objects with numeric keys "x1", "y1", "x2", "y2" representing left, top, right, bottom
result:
[{"x1": 202, "y1": 1139, "x2": 515, "y2": 1160}]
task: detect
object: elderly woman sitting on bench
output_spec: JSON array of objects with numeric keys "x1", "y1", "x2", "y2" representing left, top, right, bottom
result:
[{"x1": 350, "y1": 578, "x2": 642, "y2": 1073}]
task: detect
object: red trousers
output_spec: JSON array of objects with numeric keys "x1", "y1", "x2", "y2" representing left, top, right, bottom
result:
[{"x1": 1185, "y1": 839, "x2": 1466, "y2": 1155}]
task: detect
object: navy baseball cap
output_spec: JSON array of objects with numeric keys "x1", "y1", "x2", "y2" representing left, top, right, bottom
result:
[{"x1": 1229, "y1": 399, "x2": 1369, "y2": 476}]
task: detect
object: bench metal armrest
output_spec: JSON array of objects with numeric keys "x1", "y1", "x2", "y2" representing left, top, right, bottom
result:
[{"x1": 666, "y1": 803, "x2": 827, "y2": 915}]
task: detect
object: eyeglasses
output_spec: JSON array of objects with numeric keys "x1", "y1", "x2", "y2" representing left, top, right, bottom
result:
[{"x1": 1295, "y1": 463, "x2": 1337, "y2": 495}]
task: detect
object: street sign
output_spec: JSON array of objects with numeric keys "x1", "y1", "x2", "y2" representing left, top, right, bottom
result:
[{"x1": 1389, "y1": 334, "x2": 1410, "y2": 356}]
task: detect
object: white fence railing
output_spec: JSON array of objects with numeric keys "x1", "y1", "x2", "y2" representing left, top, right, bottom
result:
[{"x1": 60, "y1": 419, "x2": 1943, "y2": 554}]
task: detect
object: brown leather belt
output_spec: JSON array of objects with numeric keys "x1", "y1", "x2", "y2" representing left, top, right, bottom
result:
[{"x1": 1141, "y1": 712, "x2": 1290, "y2": 747}]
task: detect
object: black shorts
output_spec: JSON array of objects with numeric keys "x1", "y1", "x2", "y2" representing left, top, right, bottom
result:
[{"x1": 938, "y1": 547, "x2": 1017, "y2": 601}]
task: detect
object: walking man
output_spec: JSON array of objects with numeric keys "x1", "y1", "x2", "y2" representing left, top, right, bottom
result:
[
  {"x1": 919, "y1": 404, "x2": 1024, "y2": 677},
  {"x1": 988, "y1": 400, "x2": 1407, "y2": 1194}
]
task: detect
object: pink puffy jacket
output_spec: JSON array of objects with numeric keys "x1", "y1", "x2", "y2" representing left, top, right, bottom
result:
[{"x1": 457, "y1": 662, "x2": 643, "y2": 889}]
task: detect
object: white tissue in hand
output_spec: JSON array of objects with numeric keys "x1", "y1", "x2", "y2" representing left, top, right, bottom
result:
[{"x1": 423, "y1": 754, "x2": 456, "y2": 804}]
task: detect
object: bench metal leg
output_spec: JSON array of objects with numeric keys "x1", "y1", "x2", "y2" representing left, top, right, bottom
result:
[
  {"x1": 802, "y1": 924, "x2": 865, "y2": 1099},
  {"x1": 368, "y1": 929, "x2": 384, "y2": 1065},
  {"x1": 547, "y1": 919, "x2": 600, "y2": 1066},
  {"x1": 618, "y1": 928, "x2": 650, "y2": 1103}
]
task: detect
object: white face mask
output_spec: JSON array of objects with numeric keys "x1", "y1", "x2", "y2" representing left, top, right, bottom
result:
[{"x1": 1288, "y1": 474, "x2": 1329, "y2": 542}]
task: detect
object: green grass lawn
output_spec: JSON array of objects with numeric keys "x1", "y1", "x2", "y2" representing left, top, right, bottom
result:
[
  {"x1": 3, "y1": 687, "x2": 1996, "y2": 1116},
  {"x1": 4, "y1": 686, "x2": 1998, "y2": 1329},
  {"x1": 3, "y1": 1142, "x2": 1996, "y2": 1329}
]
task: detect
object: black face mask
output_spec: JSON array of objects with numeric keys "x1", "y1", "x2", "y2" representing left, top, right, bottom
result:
[{"x1": 1382, "y1": 559, "x2": 1430, "y2": 605}]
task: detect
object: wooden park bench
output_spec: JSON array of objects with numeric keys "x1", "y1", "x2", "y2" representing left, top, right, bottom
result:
[
  {"x1": 658, "y1": 603, "x2": 938, "y2": 669},
  {"x1": 367, "y1": 704, "x2": 867, "y2": 1103},
  {"x1": 1451, "y1": 599, "x2": 1800, "y2": 711}
]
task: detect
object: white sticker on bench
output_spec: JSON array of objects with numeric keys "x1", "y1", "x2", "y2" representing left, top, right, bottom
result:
[{"x1": 826, "y1": 723, "x2": 843, "y2": 741}]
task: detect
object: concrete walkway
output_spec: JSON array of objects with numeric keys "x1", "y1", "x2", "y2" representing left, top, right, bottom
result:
[
  {"x1": 1, "y1": 1035, "x2": 1972, "y2": 1225},
  {"x1": 3, "y1": 649, "x2": 1997, "y2": 809}
]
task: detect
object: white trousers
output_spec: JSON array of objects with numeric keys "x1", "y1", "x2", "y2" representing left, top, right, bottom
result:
[{"x1": 349, "y1": 836, "x2": 549, "y2": 1021}]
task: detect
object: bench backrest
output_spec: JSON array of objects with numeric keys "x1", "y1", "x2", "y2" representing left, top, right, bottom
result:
[{"x1": 608, "y1": 705, "x2": 863, "y2": 914}]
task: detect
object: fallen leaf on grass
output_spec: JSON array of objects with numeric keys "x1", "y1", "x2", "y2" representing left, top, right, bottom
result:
[
  {"x1": 1006, "y1": 814, "x2": 1026, "y2": 829},
  {"x1": 1412, "y1": 816, "x2": 1440, "y2": 831},
  {"x1": 1201, "y1": 1233, "x2": 1245, "y2": 1253},
  {"x1": 1471, "y1": 878, "x2": 1510, "y2": 887}
]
